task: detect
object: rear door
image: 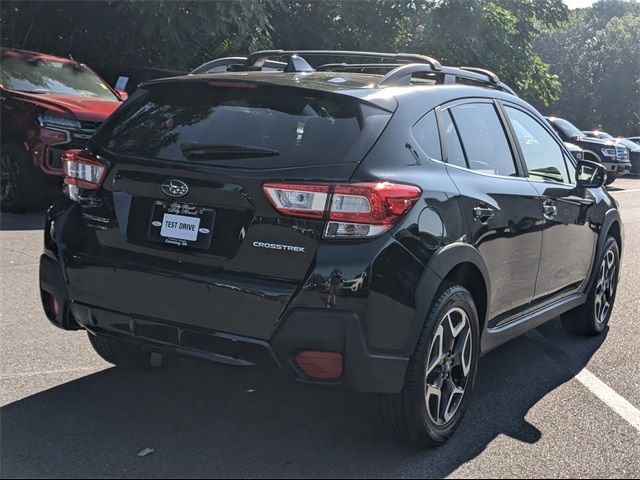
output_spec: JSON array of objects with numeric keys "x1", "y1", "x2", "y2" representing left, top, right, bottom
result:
[
  {"x1": 437, "y1": 100, "x2": 544, "y2": 324},
  {"x1": 501, "y1": 103, "x2": 597, "y2": 300}
]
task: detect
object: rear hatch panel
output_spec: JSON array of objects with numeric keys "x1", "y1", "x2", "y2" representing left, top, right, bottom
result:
[{"x1": 62, "y1": 78, "x2": 392, "y2": 339}]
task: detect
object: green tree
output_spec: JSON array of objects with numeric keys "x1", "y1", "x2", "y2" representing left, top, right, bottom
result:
[
  {"x1": 14, "y1": 0, "x2": 639, "y2": 114},
  {"x1": 1, "y1": 0, "x2": 277, "y2": 70},
  {"x1": 534, "y1": 0, "x2": 640, "y2": 135},
  {"x1": 590, "y1": 14, "x2": 640, "y2": 135},
  {"x1": 269, "y1": 0, "x2": 569, "y2": 104},
  {"x1": 404, "y1": 0, "x2": 568, "y2": 105}
]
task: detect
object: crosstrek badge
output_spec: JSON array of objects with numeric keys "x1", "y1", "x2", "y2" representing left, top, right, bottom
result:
[{"x1": 252, "y1": 241, "x2": 306, "y2": 253}]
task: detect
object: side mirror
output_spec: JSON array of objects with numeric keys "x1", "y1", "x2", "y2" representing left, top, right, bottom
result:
[
  {"x1": 115, "y1": 89, "x2": 129, "y2": 101},
  {"x1": 575, "y1": 160, "x2": 606, "y2": 188}
]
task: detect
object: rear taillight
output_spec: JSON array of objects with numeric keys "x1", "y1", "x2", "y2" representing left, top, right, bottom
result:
[
  {"x1": 263, "y1": 183, "x2": 330, "y2": 220},
  {"x1": 62, "y1": 149, "x2": 108, "y2": 201},
  {"x1": 263, "y1": 181, "x2": 421, "y2": 239}
]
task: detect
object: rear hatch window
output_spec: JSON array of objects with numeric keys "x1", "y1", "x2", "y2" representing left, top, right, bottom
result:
[{"x1": 92, "y1": 80, "x2": 390, "y2": 169}]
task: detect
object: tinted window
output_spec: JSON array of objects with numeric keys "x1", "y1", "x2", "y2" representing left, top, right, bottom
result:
[
  {"x1": 93, "y1": 82, "x2": 386, "y2": 167},
  {"x1": 450, "y1": 103, "x2": 517, "y2": 176},
  {"x1": 412, "y1": 110, "x2": 442, "y2": 162},
  {"x1": 550, "y1": 118, "x2": 583, "y2": 139},
  {"x1": 441, "y1": 110, "x2": 466, "y2": 168},
  {"x1": 506, "y1": 107, "x2": 570, "y2": 184}
]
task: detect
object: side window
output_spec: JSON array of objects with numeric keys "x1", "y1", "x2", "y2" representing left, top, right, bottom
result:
[
  {"x1": 441, "y1": 110, "x2": 467, "y2": 168},
  {"x1": 411, "y1": 110, "x2": 442, "y2": 162},
  {"x1": 450, "y1": 103, "x2": 517, "y2": 177},
  {"x1": 505, "y1": 106, "x2": 570, "y2": 184}
]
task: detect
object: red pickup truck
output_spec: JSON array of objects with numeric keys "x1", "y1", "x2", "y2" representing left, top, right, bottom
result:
[{"x1": 1, "y1": 48, "x2": 127, "y2": 211}]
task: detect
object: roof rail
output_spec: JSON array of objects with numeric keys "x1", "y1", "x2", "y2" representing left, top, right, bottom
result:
[
  {"x1": 244, "y1": 50, "x2": 442, "y2": 71},
  {"x1": 458, "y1": 66, "x2": 500, "y2": 83},
  {"x1": 316, "y1": 63, "x2": 404, "y2": 72},
  {"x1": 189, "y1": 50, "x2": 515, "y2": 96},
  {"x1": 379, "y1": 63, "x2": 516, "y2": 95},
  {"x1": 456, "y1": 66, "x2": 516, "y2": 95},
  {"x1": 378, "y1": 64, "x2": 443, "y2": 86}
]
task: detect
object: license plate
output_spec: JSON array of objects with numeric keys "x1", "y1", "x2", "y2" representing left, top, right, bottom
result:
[
  {"x1": 160, "y1": 214, "x2": 200, "y2": 241},
  {"x1": 147, "y1": 201, "x2": 215, "y2": 249}
]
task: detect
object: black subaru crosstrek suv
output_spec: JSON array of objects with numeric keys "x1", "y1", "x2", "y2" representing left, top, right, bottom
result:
[{"x1": 39, "y1": 50, "x2": 623, "y2": 447}]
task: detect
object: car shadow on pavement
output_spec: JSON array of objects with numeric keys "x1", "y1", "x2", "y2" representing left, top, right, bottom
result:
[
  {"x1": 607, "y1": 175, "x2": 640, "y2": 191},
  {"x1": 0, "y1": 319, "x2": 606, "y2": 478},
  {"x1": 0, "y1": 212, "x2": 46, "y2": 231}
]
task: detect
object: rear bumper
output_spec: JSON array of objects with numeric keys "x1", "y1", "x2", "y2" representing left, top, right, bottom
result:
[
  {"x1": 39, "y1": 253, "x2": 409, "y2": 393},
  {"x1": 39, "y1": 253, "x2": 79, "y2": 330}
]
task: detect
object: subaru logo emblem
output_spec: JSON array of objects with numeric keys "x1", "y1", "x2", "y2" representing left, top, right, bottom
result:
[{"x1": 161, "y1": 179, "x2": 189, "y2": 198}]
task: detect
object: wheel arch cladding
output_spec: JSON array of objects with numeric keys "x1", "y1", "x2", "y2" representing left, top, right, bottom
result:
[
  {"x1": 606, "y1": 219, "x2": 622, "y2": 255},
  {"x1": 405, "y1": 243, "x2": 490, "y2": 356},
  {"x1": 442, "y1": 262, "x2": 488, "y2": 332},
  {"x1": 580, "y1": 208, "x2": 622, "y2": 297},
  {"x1": 598, "y1": 208, "x2": 622, "y2": 259}
]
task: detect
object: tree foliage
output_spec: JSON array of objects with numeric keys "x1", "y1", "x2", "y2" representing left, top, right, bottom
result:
[
  {"x1": 0, "y1": 1, "x2": 277, "y2": 70},
  {"x1": 534, "y1": 0, "x2": 640, "y2": 135},
  {"x1": 269, "y1": 0, "x2": 568, "y2": 105},
  {"x1": 1, "y1": 1, "x2": 638, "y2": 133}
]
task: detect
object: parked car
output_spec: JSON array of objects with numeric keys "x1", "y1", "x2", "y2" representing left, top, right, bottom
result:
[
  {"x1": 626, "y1": 137, "x2": 640, "y2": 174},
  {"x1": 581, "y1": 133, "x2": 639, "y2": 173},
  {"x1": 616, "y1": 138, "x2": 640, "y2": 175},
  {"x1": 546, "y1": 117, "x2": 631, "y2": 185},
  {"x1": 0, "y1": 48, "x2": 127, "y2": 211},
  {"x1": 40, "y1": 50, "x2": 622, "y2": 448}
]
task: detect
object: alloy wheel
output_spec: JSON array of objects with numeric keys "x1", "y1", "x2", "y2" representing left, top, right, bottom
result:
[
  {"x1": 0, "y1": 152, "x2": 20, "y2": 204},
  {"x1": 594, "y1": 249, "x2": 617, "y2": 325},
  {"x1": 425, "y1": 306, "x2": 473, "y2": 426}
]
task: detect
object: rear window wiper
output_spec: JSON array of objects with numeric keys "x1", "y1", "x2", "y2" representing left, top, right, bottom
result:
[{"x1": 180, "y1": 143, "x2": 279, "y2": 160}]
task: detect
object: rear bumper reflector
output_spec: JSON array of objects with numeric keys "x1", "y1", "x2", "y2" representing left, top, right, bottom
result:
[{"x1": 295, "y1": 350, "x2": 344, "y2": 380}]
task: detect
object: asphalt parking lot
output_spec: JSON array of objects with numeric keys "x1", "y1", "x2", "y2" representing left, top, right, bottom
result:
[{"x1": 1, "y1": 177, "x2": 639, "y2": 478}]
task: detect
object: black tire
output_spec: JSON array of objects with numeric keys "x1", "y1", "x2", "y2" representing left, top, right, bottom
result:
[
  {"x1": 604, "y1": 176, "x2": 615, "y2": 186},
  {"x1": 375, "y1": 285, "x2": 480, "y2": 447},
  {"x1": 562, "y1": 236, "x2": 620, "y2": 336},
  {"x1": 88, "y1": 333, "x2": 155, "y2": 370},
  {"x1": 0, "y1": 143, "x2": 49, "y2": 212}
]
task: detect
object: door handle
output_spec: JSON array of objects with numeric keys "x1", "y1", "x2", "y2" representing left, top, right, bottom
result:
[
  {"x1": 473, "y1": 206, "x2": 495, "y2": 224},
  {"x1": 542, "y1": 200, "x2": 558, "y2": 220}
]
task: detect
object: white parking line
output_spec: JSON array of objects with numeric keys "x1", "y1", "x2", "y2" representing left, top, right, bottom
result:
[
  {"x1": 575, "y1": 368, "x2": 640, "y2": 432},
  {"x1": 0, "y1": 366, "x2": 103, "y2": 379},
  {"x1": 527, "y1": 329, "x2": 640, "y2": 434},
  {"x1": 611, "y1": 188, "x2": 640, "y2": 193}
]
